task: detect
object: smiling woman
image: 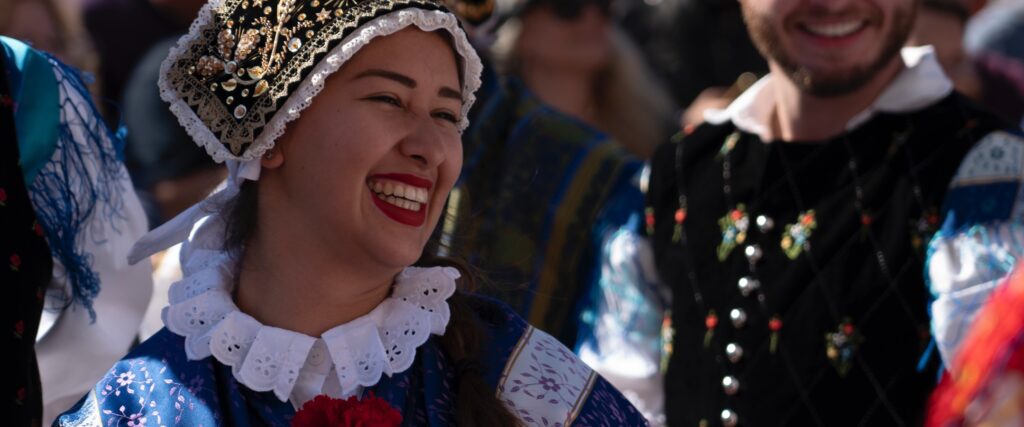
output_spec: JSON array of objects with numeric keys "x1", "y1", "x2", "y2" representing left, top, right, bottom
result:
[{"x1": 54, "y1": 0, "x2": 647, "y2": 426}]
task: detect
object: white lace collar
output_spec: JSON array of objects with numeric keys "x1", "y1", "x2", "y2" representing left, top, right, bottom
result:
[{"x1": 159, "y1": 222, "x2": 458, "y2": 408}]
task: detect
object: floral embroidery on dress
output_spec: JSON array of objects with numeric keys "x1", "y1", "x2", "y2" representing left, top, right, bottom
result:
[
  {"x1": 94, "y1": 358, "x2": 214, "y2": 426},
  {"x1": 717, "y1": 204, "x2": 749, "y2": 261},
  {"x1": 498, "y1": 327, "x2": 597, "y2": 427},
  {"x1": 781, "y1": 210, "x2": 817, "y2": 260}
]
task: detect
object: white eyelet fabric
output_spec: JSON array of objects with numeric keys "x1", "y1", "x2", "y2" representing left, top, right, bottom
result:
[{"x1": 160, "y1": 215, "x2": 458, "y2": 407}]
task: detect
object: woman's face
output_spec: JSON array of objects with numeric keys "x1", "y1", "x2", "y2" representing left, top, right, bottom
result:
[
  {"x1": 266, "y1": 27, "x2": 463, "y2": 271},
  {"x1": 516, "y1": 2, "x2": 611, "y2": 73}
]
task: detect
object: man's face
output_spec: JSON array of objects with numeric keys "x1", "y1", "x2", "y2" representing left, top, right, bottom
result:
[{"x1": 741, "y1": 0, "x2": 918, "y2": 97}]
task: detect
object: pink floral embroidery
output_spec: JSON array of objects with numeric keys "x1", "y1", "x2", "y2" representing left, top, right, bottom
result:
[{"x1": 98, "y1": 359, "x2": 203, "y2": 425}]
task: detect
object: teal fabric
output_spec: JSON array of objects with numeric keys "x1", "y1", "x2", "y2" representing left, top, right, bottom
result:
[{"x1": 0, "y1": 36, "x2": 60, "y2": 185}]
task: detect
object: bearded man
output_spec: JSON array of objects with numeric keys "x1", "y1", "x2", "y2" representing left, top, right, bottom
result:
[{"x1": 645, "y1": 0, "x2": 1024, "y2": 425}]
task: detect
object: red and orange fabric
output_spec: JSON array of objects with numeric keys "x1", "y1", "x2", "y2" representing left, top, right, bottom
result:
[{"x1": 928, "y1": 266, "x2": 1024, "y2": 426}]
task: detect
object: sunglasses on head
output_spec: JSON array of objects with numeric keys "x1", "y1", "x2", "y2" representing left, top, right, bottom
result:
[{"x1": 526, "y1": 0, "x2": 612, "y2": 20}]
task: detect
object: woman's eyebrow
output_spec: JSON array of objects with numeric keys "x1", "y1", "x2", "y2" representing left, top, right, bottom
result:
[
  {"x1": 355, "y1": 68, "x2": 462, "y2": 101},
  {"x1": 354, "y1": 69, "x2": 417, "y2": 88},
  {"x1": 439, "y1": 86, "x2": 462, "y2": 101}
]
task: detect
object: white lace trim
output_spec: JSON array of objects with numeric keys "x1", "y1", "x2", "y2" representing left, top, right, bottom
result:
[
  {"x1": 158, "y1": 3, "x2": 483, "y2": 163},
  {"x1": 161, "y1": 241, "x2": 458, "y2": 406}
]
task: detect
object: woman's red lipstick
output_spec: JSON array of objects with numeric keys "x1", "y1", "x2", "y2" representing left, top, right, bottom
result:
[{"x1": 368, "y1": 173, "x2": 432, "y2": 227}]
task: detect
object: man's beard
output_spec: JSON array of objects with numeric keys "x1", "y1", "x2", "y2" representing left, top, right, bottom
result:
[{"x1": 742, "y1": 3, "x2": 917, "y2": 97}]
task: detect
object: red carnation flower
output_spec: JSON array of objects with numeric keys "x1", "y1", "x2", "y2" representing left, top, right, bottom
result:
[
  {"x1": 10, "y1": 253, "x2": 20, "y2": 271},
  {"x1": 292, "y1": 393, "x2": 402, "y2": 427},
  {"x1": 0, "y1": 187, "x2": 7, "y2": 205}
]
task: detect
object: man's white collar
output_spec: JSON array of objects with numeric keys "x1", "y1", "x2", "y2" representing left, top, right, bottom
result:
[
  {"x1": 159, "y1": 216, "x2": 457, "y2": 409},
  {"x1": 704, "y1": 46, "x2": 954, "y2": 141}
]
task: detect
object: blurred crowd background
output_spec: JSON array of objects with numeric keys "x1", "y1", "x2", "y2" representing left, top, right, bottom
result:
[
  {"x1": 4, "y1": 0, "x2": 1024, "y2": 425},
  {"x1": 4, "y1": 0, "x2": 1021, "y2": 230}
]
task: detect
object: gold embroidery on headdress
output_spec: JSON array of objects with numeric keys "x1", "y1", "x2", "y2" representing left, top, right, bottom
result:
[{"x1": 165, "y1": 0, "x2": 446, "y2": 157}]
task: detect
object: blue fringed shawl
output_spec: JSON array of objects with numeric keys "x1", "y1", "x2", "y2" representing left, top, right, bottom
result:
[{"x1": 1, "y1": 36, "x2": 128, "y2": 319}]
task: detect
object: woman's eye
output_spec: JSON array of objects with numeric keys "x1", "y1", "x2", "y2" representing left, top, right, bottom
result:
[
  {"x1": 368, "y1": 95, "x2": 402, "y2": 107},
  {"x1": 433, "y1": 111, "x2": 459, "y2": 124}
]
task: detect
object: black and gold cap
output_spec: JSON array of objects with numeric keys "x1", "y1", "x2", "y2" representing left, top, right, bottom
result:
[{"x1": 159, "y1": 0, "x2": 483, "y2": 162}]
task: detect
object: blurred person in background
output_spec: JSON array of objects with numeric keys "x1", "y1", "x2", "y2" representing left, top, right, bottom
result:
[
  {"x1": 644, "y1": 0, "x2": 1024, "y2": 424},
  {"x1": 440, "y1": 0, "x2": 671, "y2": 421},
  {"x1": 490, "y1": 0, "x2": 675, "y2": 158},
  {"x1": 81, "y1": 0, "x2": 203, "y2": 123},
  {"x1": 1, "y1": 0, "x2": 100, "y2": 92},
  {"x1": 618, "y1": 0, "x2": 768, "y2": 128},
  {"x1": 907, "y1": 0, "x2": 1024, "y2": 125},
  {"x1": 0, "y1": 36, "x2": 152, "y2": 426},
  {"x1": 965, "y1": 0, "x2": 1024, "y2": 68},
  {"x1": 82, "y1": 0, "x2": 224, "y2": 229}
]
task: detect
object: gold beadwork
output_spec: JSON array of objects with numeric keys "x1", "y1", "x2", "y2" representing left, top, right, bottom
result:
[
  {"x1": 316, "y1": 8, "x2": 331, "y2": 22},
  {"x1": 197, "y1": 56, "x2": 224, "y2": 77},
  {"x1": 247, "y1": 66, "x2": 265, "y2": 79},
  {"x1": 253, "y1": 80, "x2": 269, "y2": 97},
  {"x1": 168, "y1": 0, "x2": 446, "y2": 157}
]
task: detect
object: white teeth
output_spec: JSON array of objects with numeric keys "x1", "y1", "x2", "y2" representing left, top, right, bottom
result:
[
  {"x1": 368, "y1": 179, "x2": 428, "y2": 212},
  {"x1": 804, "y1": 21, "x2": 864, "y2": 38}
]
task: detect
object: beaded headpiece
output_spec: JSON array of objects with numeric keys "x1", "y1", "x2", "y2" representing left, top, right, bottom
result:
[{"x1": 159, "y1": 0, "x2": 482, "y2": 162}]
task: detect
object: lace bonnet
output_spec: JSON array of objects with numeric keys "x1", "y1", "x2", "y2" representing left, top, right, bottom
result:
[{"x1": 128, "y1": 0, "x2": 483, "y2": 263}]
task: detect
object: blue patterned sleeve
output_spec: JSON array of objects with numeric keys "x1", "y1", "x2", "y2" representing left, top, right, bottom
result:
[{"x1": 54, "y1": 330, "x2": 223, "y2": 426}]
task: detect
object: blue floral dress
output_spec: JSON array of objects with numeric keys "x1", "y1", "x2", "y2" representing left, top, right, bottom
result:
[{"x1": 55, "y1": 295, "x2": 648, "y2": 426}]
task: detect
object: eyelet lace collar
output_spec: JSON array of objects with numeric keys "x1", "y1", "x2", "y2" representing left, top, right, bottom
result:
[{"x1": 160, "y1": 239, "x2": 457, "y2": 408}]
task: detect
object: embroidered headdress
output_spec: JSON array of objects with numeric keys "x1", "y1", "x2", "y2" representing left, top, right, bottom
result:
[{"x1": 128, "y1": 0, "x2": 483, "y2": 262}]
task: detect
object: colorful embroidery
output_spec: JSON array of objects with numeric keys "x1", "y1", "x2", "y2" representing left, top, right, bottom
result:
[
  {"x1": 825, "y1": 319, "x2": 862, "y2": 377},
  {"x1": 717, "y1": 204, "x2": 748, "y2": 261},
  {"x1": 781, "y1": 210, "x2": 817, "y2": 260},
  {"x1": 717, "y1": 131, "x2": 741, "y2": 158}
]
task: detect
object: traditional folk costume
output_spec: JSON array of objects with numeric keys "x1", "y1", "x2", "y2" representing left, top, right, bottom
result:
[
  {"x1": 55, "y1": 1, "x2": 646, "y2": 425},
  {"x1": 646, "y1": 46, "x2": 1021, "y2": 426},
  {"x1": 0, "y1": 37, "x2": 152, "y2": 426}
]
